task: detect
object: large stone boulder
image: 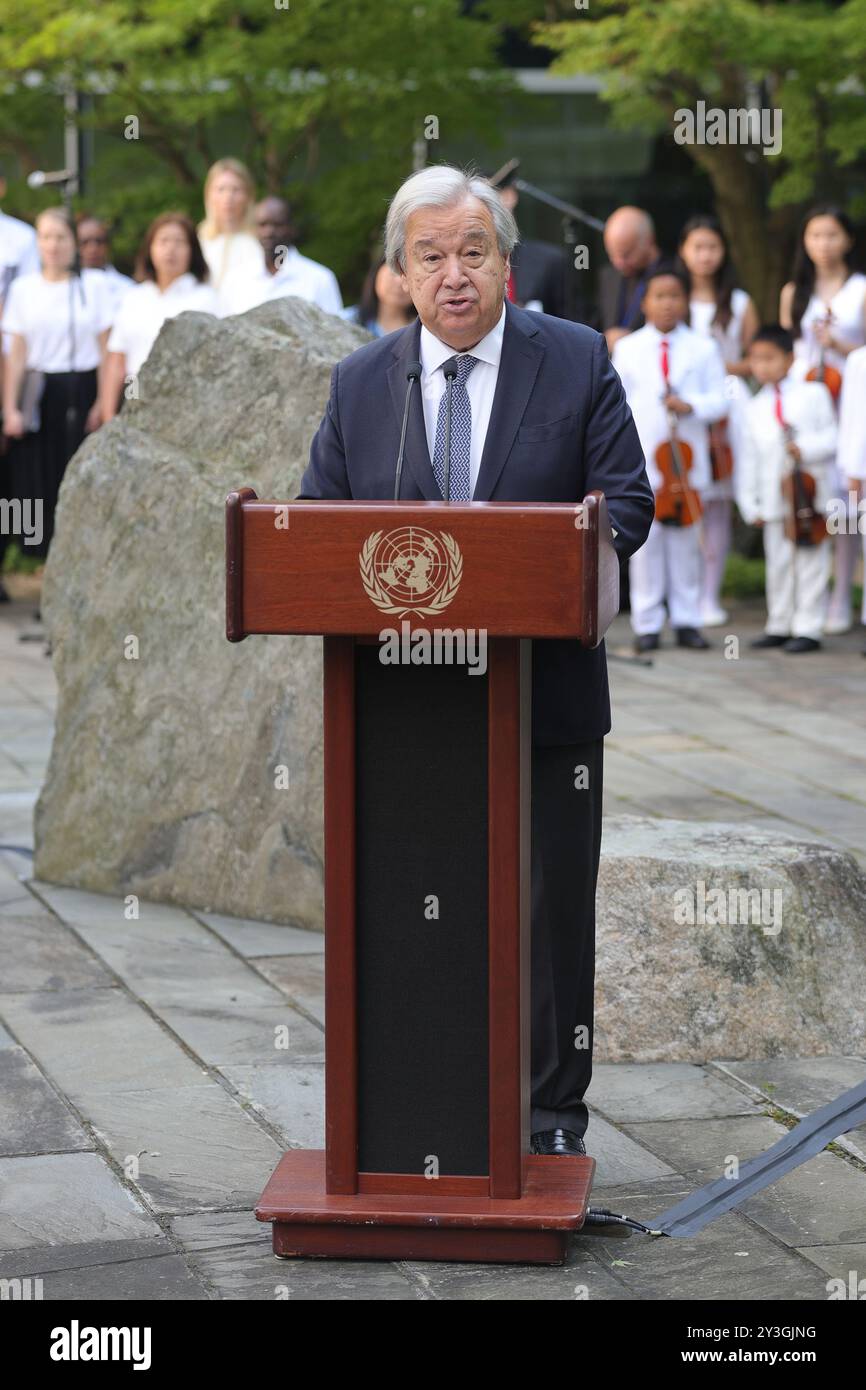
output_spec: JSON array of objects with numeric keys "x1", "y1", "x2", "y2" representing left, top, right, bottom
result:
[
  {"x1": 595, "y1": 816, "x2": 866, "y2": 1062},
  {"x1": 34, "y1": 298, "x2": 367, "y2": 927}
]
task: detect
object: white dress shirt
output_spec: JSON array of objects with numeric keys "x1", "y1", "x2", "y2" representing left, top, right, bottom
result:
[
  {"x1": 199, "y1": 230, "x2": 264, "y2": 290},
  {"x1": 612, "y1": 321, "x2": 727, "y2": 492},
  {"x1": 736, "y1": 377, "x2": 837, "y2": 524},
  {"x1": 1, "y1": 269, "x2": 114, "y2": 372},
  {"x1": 96, "y1": 264, "x2": 136, "y2": 316},
  {"x1": 107, "y1": 272, "x2": 219, "y2": 374},
  {"x1": 0, "y1": 209, "x2": 40, "y2": 301},
  {"x1": 837, "y1": 344, "x2": 866, "y2": 482},
  {"x1": 419, "y1": 302, "x2": 506, "y2": 497},
  {"x1": 219, "y1": 245, "x2": 343, "y2": 317}
]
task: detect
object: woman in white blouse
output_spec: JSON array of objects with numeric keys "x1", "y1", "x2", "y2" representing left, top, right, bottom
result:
[
  {"x1": 1, "y1": 206, "x2": 113, "y2": 557},
  {"x1": 100, "y1": 213, "x2": 218, "y2": 421},
  {"x1": 197, "y1": 158, "x2": 264, "y2": 291},
  {"x1": 677, "y1": 214, "x2": 759, "y2": 627}
]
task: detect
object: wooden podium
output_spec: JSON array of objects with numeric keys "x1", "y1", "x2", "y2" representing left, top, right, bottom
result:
[{"x1": 225, "y1": 490, "x2": 619, "y2": 1264}]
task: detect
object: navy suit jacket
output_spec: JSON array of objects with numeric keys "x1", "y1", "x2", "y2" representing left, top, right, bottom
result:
[{"x1": 299, "y1": 301, "x2": 654, "y2": 745}]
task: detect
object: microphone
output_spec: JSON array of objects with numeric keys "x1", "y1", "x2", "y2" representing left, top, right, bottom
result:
[
  {"x1": 394, "y1": 361, "x2": 422, "y2": 501},
  {"x1": 442, "y1": 356, "x2": 459, "y2": 502},
  {"x1": 26, "y1": 169, "x2": 75, "y2": 189}
]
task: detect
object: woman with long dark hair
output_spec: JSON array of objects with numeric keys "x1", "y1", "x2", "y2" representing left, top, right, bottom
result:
[
  {"x1": 1, "y1": 206, "x2": 113, "y2": 559},
  {"x1": 99, "y1": 213, "x2": 218, "y2": 422},
  {"x1": 780, "y1": 205, "x2": 866, "y2": 634},
  {"x1": 677, "y1": 214, "x2": 758, "y2": 627},
  {"x1": 342, "y1": 252, "x2": 416, "y2": 337}
]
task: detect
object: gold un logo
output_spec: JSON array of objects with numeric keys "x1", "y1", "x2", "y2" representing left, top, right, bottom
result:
[{"x1": 359, "y1": 526, "x2": 462, "y2": 618}]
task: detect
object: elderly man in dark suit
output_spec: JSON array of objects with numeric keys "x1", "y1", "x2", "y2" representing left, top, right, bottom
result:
[{"x1": 300, "y1": 165, "x2": 653, "y2": 1157}]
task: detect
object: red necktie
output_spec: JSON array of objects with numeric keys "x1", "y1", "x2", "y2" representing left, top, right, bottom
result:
[
  {"x1": 774, "y1": 384, "x2": 786, "y2": 428},
  {"x1": 660, "y1": 338, "x2": 670, "y2": 385}
]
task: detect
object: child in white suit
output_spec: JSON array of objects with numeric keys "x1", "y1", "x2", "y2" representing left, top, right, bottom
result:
[
  {"x1": 613, "y1": 263, "x2": 727, "y2": 653},
  {"x1": 737, "y1": 325, "x2": 837, "y2": 652}
]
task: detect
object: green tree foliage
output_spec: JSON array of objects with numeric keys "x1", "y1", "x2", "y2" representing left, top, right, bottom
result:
[
  {"x1": 0, "y1": 0, "x2": 512, "y2": 288},
  {"x1": 488, "y1": 0, "x2": 866, "y2": 316}
]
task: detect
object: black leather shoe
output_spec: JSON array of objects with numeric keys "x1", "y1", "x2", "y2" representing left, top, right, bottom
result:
[
  {"x1": 675, "y1": 627, "x2": 710, "y2": 649},
  {"x1": 530, "y1": 1128, "x2": 586, "y2": 1156},
  {"x1": 750, "y1": 632, "x2": 789, "y2": 648},
  {"x1": 783, "y1": 636, "x2": 821, "y2": 653},
  {"x1": 634, "y1": 632, "x2": 660, "y2": 653}
]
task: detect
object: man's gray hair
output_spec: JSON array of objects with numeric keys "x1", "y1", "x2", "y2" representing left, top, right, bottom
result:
[{"x1": 384, "y1": 165, "x2": 519, "y2": 274}]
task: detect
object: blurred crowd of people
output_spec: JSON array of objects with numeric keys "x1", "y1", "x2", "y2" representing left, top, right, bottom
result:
[
  {"x1": 0, "y1": 156, "x2": 416, "y2": 584},
  {"x1": 0, "y1": 157, "x2": 864, "y2": 655}
]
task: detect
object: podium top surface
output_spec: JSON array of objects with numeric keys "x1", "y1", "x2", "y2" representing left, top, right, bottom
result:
[{"x1": 226, "y1": 493, "x2": 618, "y2": 645}]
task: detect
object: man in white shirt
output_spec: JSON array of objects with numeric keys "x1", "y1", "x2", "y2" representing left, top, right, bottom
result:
[{"x1": 220, "y1": 196, "x2": 342, "y2": 317}]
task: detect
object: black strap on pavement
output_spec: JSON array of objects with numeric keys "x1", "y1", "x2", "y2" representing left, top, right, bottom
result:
[{"x1": 645, "y1": 1077, "x2": 866, "y2": 1237}]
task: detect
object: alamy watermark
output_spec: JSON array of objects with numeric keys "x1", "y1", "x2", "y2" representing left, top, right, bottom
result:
[{"x1": 378, "y1": 620, "x2": 487, "y2": 675}]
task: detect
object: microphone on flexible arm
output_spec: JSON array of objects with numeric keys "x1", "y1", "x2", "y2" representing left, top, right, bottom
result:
[
  {"x1": 441, "y1": 356, "x2": 459, "y2": 502},
  {"x1": 394, "y1": 361, "x2": 422, "y2": 501}
]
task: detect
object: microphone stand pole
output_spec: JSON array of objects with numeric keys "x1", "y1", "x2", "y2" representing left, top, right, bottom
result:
[{"x1": 513, "y1": 178, "x2": 605, "y2": 324}]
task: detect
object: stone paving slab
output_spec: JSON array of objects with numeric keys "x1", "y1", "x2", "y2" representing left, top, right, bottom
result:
[
  {"x1": 715, "y1": 1056, "x2": 866, "y2": 1162},
  {"x1": 0, "y1": 1237, "x2": 208, "y2": 1300},
  {"x1": 28, "y1": 887, "x2": 293, "y2": 1010},
  {"x1": 219, "y1": 1063, "x2": 325, "y2": 1150},
  {"x1": 0, "y1": 914, "x2": 115, "y2": 993},
  {"x1": 76, "y1": 1083, "x2": 284, "y2": 1215},
  {"x1": 738, "y1": 1152, "x2": 866, "y2": 1248},
  {"x1": 619, "y1": 1113, "x2": 793, "y2": 1180},
  {"x1": 170, "y1": 1211, "x2": 420, "y2": 1300},
  {"x1": 0, "y1": 1153, "x2": 156, "y2": 1252},
  {"x1": 195, "y1": 912, "x2": 324, "y2": 958},
  {"x1": 794, "y1": 1242, "x2": 866, "y2": 1284},
  {"x1": 0, "y1": 1044, "x2": 93, "y2": 1156},
  {"x1": 587, "y1": 1062, "x2": 764, "y2": 1123},
  {"x1": 159, "y1": 1003, "x2": 324, "y2": 1068},
  {"x1": 0, "y1": 987, "x2": 211, "y2": 1096},
  {"x1": 252, "y1": 956, "x2": 325, "y2": 1023}
]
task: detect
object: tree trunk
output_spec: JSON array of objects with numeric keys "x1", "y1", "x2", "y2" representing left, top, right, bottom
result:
[{"x1": 688, "y1": 143, "x2": 798, "y2": 320}]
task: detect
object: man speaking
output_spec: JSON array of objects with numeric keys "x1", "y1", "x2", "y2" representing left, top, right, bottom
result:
[{"x1": 299, "y1": 166, "x2": 653, "y2": 1158}]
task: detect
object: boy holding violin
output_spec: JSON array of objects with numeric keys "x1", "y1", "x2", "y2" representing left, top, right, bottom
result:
[
  {"x1": 736, "y1": 324, "x2": 837, "y2": 653},
  {"x1": 612, "y1": 262, "x2": 727, "y2": 653}
]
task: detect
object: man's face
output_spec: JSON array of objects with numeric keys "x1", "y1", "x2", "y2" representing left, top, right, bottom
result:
[
  {"x1": 255, "y1": 200, "x2": 292, "y2": 260},
  {"x1": 400, "y1": 196, "x2": 508, "y2": 350},
  {"x1": 77, "y1": 219, "x2": 110, "y2": 269}
]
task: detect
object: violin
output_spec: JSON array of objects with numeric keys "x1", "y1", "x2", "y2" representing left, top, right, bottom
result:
[
  {"x1": 779, "y1": 420, "x2": 827, "y2": 548},
  {"x1": 708, "y1": 417, "x2": 734, "y2": 483},
  {"x1": 654, "y1": 391, "x2": 703, "y2": 527},
  {"x1": 805, "y1": 308, "x2": 842, "y2": 402}
]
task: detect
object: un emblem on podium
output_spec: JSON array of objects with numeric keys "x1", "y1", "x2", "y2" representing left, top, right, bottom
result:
[{"x1": 359, "y1": 526, "x2": 463, "y2": 618}]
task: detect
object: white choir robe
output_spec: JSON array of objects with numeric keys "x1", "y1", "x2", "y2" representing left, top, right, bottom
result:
[
  {"x1": 835, "y1": 345, "x2": 866, "y2": 623},
  {"x1": 612, "y1": 322, "x2": 727, "y2": 634},
  {"x1": 737, "y1": 377, "x2": 837, "y2": 640}
]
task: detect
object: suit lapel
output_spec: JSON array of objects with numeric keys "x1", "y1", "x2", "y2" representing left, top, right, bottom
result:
[
  {"x1": 473, "y1": 302, "x2": 544, "y2": 501},
  {"x1": 386, "y1": 321, "x2": 441, "y2": 500}
]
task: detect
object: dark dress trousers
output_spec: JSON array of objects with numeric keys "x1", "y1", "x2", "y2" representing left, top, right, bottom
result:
[{"x1": 299, "y1": 300, "x2": 653, "y2": 1138}]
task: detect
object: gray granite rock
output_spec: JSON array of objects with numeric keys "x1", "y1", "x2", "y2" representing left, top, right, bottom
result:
[
  {"x1": 596, "y1": 817, "x2": 866, "y2": 1062},
  {"x1": 34, "y1": 299, "x2": 368, "y2": 927}
]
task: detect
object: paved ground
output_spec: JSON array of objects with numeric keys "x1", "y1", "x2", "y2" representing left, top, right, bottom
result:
[{"x1": 1, "y1": 594, "x2": 864, "y2": 1300}]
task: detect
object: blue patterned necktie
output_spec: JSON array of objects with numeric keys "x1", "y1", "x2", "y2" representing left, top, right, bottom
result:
[{"x1": 432, "y1": 354, "x2": 478, "y2": 500}]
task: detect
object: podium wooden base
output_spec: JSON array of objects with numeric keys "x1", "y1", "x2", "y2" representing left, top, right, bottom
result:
[{"x1": 256, "y1": 1150, "x2": 596, "y2": 1265}]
